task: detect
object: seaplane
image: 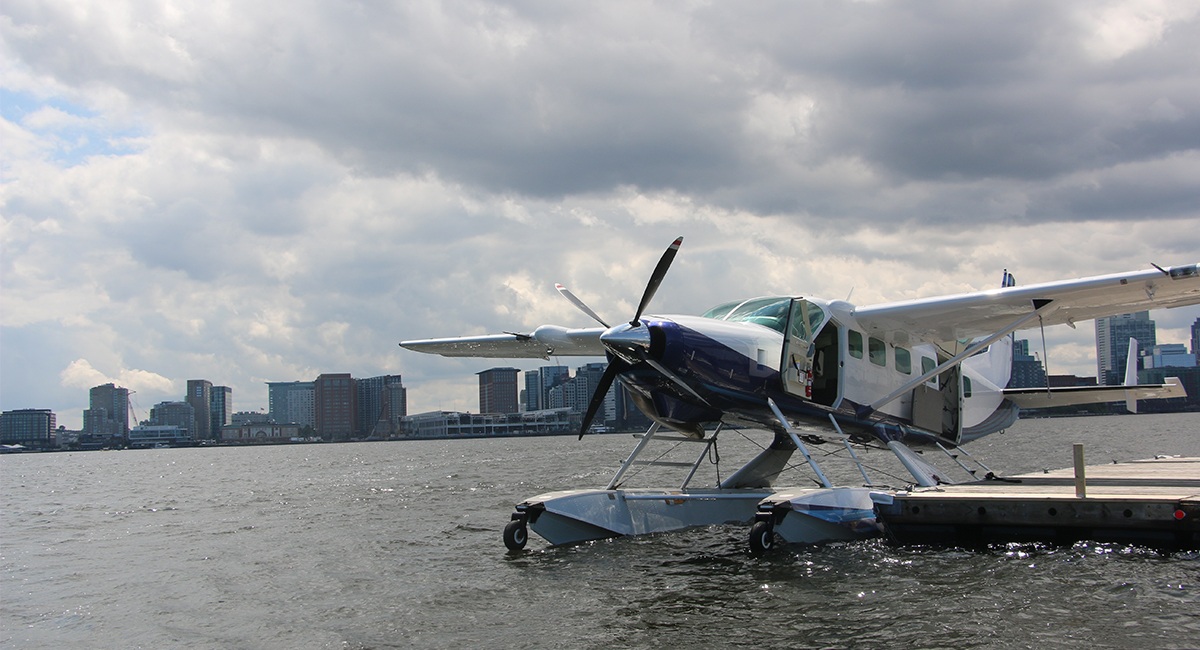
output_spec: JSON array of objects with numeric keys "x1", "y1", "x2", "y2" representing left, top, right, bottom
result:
[{"x1": 400, "y1": 237, "x2": 1197, "y2": 553}]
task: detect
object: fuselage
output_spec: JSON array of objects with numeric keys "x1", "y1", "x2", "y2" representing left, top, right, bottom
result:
[{"x1": 615, "y1": 296, "x2": 1017, "y2": 446}]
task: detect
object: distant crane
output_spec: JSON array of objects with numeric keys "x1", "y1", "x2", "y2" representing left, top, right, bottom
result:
[{"x1": 128, "y1": 391, "x2": 145, "y2": 428}]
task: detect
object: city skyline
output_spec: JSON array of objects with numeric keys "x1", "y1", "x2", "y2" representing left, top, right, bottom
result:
[{"x1": 10, "y1": 314, "x2": 1199, "y2": 434}]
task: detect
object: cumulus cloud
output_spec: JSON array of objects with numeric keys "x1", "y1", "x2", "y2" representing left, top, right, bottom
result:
[
  {"x1": 2, "y1": 0, "x2": 1198, "y2": 424},
  {"x1": 59, "y1": 358, "x2": 174, "y2": 395}
]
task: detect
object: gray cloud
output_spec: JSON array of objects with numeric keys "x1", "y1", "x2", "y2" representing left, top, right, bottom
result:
[{"x1": 2, "y1": 0, "x2": 1198, "y2": 423}]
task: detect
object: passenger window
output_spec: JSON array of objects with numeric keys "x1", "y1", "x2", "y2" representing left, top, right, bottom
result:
[
  {"x1": 849, "y1": 331, "x2": 863, "y2": 359},
  {"x1": 868, "y1": 337, "x2": 886, "y2": 366},
  {"x1": 895, "y1": 347, "x2": 911, "y2": 374},
  {"x1": 916, "y1": 359, "x2": 936, "y2": 383},
  {"x1": 963, "y1": 377, "x2": 973, "y2": 398}
]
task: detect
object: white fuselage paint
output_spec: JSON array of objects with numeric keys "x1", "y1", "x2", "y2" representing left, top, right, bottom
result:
[{"x1": 665, "y1": 301, "x2": 1015, "y2": 435}]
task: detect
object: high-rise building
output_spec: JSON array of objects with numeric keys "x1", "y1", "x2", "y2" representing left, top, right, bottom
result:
[
  {"x1": 1009, "y1": 339, "x2": 1047, "y2": 389},
  {"x1": 86, "y1": 383, "x2": 130, "y2": 438},
  {"x1": 478, "y1": 368, "x2": 520, "y2": 414},
  {"x1": 267, "y1": 381, "x2": 315, "y2": 426},
  {"x1": 572, "y1": 362, "x2": 615, "y2": 421},
  {"x1": 211, "y1": 386, "x2": 233, "y2": 439},
  {"x1": 315, "y1": 373, "x2": 356, "y2": 441},
  {"x1": 186, "y1": 379, "x2": 214, "y2": 441},
  {"x1": 386, "y1": 377, "x2": 407, "y2": 425},
  {"x1": 1095, "y1": 312, "x2": 1156, "y2": 385},
  {"x1": 1191, "y1": 317, "x2": 1200, "y2": 356},
  {"x1": 1, "y1": 409, "x2": 57, "y2": 449},
  {"x1": 523, "y1": 370, "x2": 541, "y2": 411},
  {"x1": 356, "y1": 374, "x2": 406, "y2": 437},
  {"x1": 539, "y1": 366, "x2": 570, "y2": 411}
]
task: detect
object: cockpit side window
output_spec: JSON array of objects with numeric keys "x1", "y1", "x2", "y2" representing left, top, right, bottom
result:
[
  {"x1": 700, "y1": 300, "x2": 744, "y2": 320},
  {"x1": 734, "y1": 298, "x2": 791, "y2": 334},
  {"x1": 701, "y1": 297, "x2": 826, "y2": 338},
  {"x1": 703, "y1": 297, "x2": 792, "y2": 334}
]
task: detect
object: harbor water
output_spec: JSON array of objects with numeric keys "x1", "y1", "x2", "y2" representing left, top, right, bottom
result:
[{"x1": 3, "y1": 413, "x2": 1198, "y2": 649}]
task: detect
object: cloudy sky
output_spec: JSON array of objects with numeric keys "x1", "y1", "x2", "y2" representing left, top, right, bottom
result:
[{"x1": 3, "y1": 0, "x2": 1199, "y2": 428}]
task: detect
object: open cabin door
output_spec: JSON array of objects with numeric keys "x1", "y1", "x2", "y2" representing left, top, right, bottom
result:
[
  {"x1": 912, "y1": 364, "x2": 963, "y2": 444},
  {"x1": 781, "y1": 299, "x2": 840, "y2": 407}
]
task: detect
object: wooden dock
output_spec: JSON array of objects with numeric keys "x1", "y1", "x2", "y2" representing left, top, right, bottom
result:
[{"x1": 873, "y1": 456, "x2": 1200, "y2": 549}]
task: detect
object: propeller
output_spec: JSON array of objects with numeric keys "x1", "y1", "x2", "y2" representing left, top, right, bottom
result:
[
  {"x1": 631, "y1": 236, "x2": 682, "y2": 327},
  {"x1": 557, "y1": 237, "x2": 684, "y2": 438},
  {"x1": 555, "y1": 284, "x2": 609, "y2": 328}
]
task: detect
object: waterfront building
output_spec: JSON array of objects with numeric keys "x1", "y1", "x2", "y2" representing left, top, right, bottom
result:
[
  {"x1": 523, "y1": 370, "x2": 541, "y2": 411},
  {"x1": 315, "y1": 373, "x2": 356, "y2": 441},
  {"x1": 400, "y1": 409, "x2": 573, "y2": 438},
  {"x1": 539, "y1": 366, "x2": 570, "y2": 412},
  {"x1": 128, "y1": 424, "x2": 191, "y2": 448},
  {"x1": 547, "y1": 383, "x2": 566, "y2": 410},
  {"x1": 551, "y1": 362, "x2": 619, "y2": 428},
  {"x1": 356, "y1": 374, "x2": 406, "y2": 437},
  {"x1": 211, "y1": 386, "x2": 233, "y2": 439},
  {"x1": 478, "y1": 367, "x2": 520, "y2": 414},
  {"x1": 1, "y1": 409, "x2": 57, "y2": 449},
  {"x1": 150, "y1": 401, "x2": 196, "y2": 438},
  {"x1": 386, "y1": 376, "x2": 407, "y2": 428},
  {"x1": 86, "y1": 383, "x2": 130, "y2": 438},
  {"x1": 232, "y1": 411, "x2": 272, "y2": 425},
  {"x1": 220, "y1": 422, "x2": 303, "y2": 444},
  {"x1": 186, "y1": 379, "x2": 214, "y2": 441},
  {"x1": 266, "y1": 381, "x2": 315, "y2": 426},
  {"x1": 1095, "y1": 312, "x2": 1156, "y2": 385},
  {"x1": 1143, "y1": 344, "x2": 1197, "y2": 369},
  {"x1": 1009, "y1": 339, "x2": 1047, "y2": 389},
  {"x1": 1191, "y1": 318, "x2": 1200, "y2": 357}
]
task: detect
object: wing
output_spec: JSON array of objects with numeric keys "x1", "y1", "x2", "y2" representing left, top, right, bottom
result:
[
  {"x1": 400, "y1": 325, "x2": 607, "y2": 359},
  {"x1": 1004, "y1": 377, "x2": 1187, "y2": 410},
  {"x1": 853, "y1": 263, "x2": 1200, "y2": 345}
]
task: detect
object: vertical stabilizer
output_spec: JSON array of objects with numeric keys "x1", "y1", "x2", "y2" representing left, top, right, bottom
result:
[{"x1": 1124, "y1": 338, "x2": 1139, "y2": 414}]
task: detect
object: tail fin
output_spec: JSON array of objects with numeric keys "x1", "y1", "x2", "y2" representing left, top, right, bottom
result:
[{"x1": 1124, "y1": 338, "x2": 1139, "y2": 413}]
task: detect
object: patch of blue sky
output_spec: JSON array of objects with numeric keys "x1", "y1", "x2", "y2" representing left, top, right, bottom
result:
[{"x1": 1, "y1": 88, "x2": 146, "y2": 166}]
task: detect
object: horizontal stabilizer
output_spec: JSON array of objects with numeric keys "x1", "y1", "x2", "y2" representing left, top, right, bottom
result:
[{"x1": 1004, "y1": 378, "x2": 1187, "y2": 410}]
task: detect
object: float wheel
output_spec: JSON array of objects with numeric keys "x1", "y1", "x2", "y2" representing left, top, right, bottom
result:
[
  {"x1": 503, "y1": 520, "x2": 528, "y2": 551},
  {"x1": 749, "y1": 520, "x2": 775, "y2": 556}
]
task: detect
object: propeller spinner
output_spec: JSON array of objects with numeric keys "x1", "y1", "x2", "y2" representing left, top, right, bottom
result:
[{"x1": 556, "y1": 237, "x2": 683, "y2": 438}]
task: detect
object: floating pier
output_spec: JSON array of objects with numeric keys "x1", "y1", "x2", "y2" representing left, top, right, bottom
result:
[{"x1": 873, "y1": 454, "x2": 1200, "y2": 549}]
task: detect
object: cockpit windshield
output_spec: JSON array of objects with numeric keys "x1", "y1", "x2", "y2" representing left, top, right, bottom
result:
[{"x1": 701, "y1": 297, "x2": 827, "y2": 339}]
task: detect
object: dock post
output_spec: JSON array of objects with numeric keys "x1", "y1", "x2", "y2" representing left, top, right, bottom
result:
[{"x1": 1073, "y1": 444, "x2": 1086, "y2": 499}]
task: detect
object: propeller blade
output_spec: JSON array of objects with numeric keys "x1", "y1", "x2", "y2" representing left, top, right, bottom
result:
[
  {"x1": 630, "y1": 236, "x2": 683, "y2": 326},
  {"x1": 579, "y1": 361, "x2": 623, "y2": 439},
  {"x1": 555, "y1": 284, "x2": 609, "y2": 328}
]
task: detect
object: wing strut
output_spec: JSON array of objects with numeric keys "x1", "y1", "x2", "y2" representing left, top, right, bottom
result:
[
  {"x1": 830, "y1": 414, "x2": 873, "y2": 486},
  {"x1": 768, "y1": 399, "x2": 832, "y2": 488},
  {"x1": 858, "y1": 299, "x2": 1058, "y2": 418}
]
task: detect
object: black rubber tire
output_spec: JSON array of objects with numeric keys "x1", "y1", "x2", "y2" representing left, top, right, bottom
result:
[
  {"x1": 749, "y1": 520, "x2": 774, "y2": 556},
  {"x1": 503, "y1": 520, "x2": 528, "y2": 551}
]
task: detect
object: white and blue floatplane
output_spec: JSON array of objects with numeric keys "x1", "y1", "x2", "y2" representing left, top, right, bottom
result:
[{"x1": 401, "y1": 237, "x2": 1196, "y2": 553}]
